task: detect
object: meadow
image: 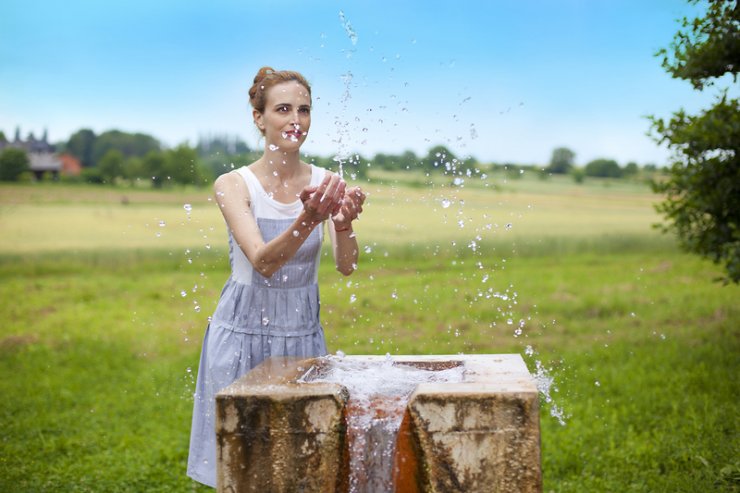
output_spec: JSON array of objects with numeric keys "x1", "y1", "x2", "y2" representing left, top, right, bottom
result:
[{"x1": 0, "y1": 172, "x2": 738, "y2": 492}]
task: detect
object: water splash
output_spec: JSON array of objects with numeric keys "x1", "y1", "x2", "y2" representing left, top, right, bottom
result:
[
  {"x1": 332, "y1": 71, "x2": 354, "y2": 178},
  {"x1": 339, "y1": 10, "x2": 358, "y2": 46},
  {"x1": 532, "y1": 359, "x2": 568, "y2": 426},
  {"x1": 307, "y1": 356, "x2": 464, "y2": 492}
]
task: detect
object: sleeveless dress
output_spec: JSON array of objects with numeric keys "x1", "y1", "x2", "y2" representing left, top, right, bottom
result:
[{"x1": 187, "y1": 164, "x2": 329, "y2": 488}]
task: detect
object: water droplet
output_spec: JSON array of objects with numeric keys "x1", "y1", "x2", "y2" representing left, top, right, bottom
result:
[
  {"x1": 594, "y1": 380, "x2": 601, "y2": 387},
  {"x1": 505, "y1": 223, "x2": 513, "y2": 230},
  {"x1": 269, "y1": 144, "x2": 280, "y2": 151},
  {"x1": 338, "y1": 10, "x2": 358, "y2": 45},
  {"x1": 183, "y1": 204, "x2": 192, "y2": 213},
  {"x1": 349, "y1": 294, "x2": 357, "y2": 303},
  {"x1": 180, "y1": 291, "x2": 187, "y2": 297},
  {"x1": 293, "y1": 230, "x2": 300, "y2": 237},
  {"x1": 158, "y1": 220, "x2": 166, "y2": 227},
  {"x1": 194, "y1": 305, "x2": 201, "y2": 312},
  {"x1": 262, "y1": 317, "x2": 270, "y2": 326},
  {"x1": 364, "y1": 246, "x2": 372, "y2": 254},
  {"x1": 441, "y1": 198, "x2": 451, "y2": 209}
]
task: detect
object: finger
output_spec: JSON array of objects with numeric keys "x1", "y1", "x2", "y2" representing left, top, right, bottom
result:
[
  {"x1": 335, "y1": 180, "x2": 347, "y2": 202},
  {"x1": 299, "y1": 185, "x2": 318, "y2": 202},
  {"x1": 315, "y1": 174, "x2": 332, "y2": 199},
  {"x1": 347, "y1": 186, "x2": 365, "y2": 204},
  {"x1": 322, "y1": 178, "x2": 346, "y2": 212},
  {"x1": 319, "y1": 175, "x2": 339, "y2": 203}
]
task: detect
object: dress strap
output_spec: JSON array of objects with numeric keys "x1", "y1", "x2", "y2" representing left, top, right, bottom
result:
[{"x1": 234, "y1": 167, "x2": 262, "y2": 205}]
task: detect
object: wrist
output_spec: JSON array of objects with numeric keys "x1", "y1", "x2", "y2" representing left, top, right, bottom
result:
[
  {"x1": 298, "y1": 211, "x2": 322, "y2": 230},
  {"x1": 334, "y1": 224, "x2": 353, "y2": 233}
]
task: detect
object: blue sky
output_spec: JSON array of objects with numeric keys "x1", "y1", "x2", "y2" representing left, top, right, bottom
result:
[{"x1": 0, "y1": 0, "x2": 731, "y2": 166}]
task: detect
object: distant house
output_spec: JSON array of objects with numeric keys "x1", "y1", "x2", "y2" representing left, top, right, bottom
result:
[
  {"x1": 59, "y1": 154, "x2": 82, "y2": 176},
  {"x1": 0, "y1": 128, "x2": 63, "y2": 179}
]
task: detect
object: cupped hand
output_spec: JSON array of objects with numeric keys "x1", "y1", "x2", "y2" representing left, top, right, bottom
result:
[
  {"x1": 299, "y1": 174, "x2": 347, "y2": 224},
  {"x1": 332, "y1": 186, "x2": 365, "y2": 230}
]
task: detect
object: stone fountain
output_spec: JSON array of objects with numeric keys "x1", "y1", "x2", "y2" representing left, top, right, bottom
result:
[{"x1": 215, "y1": 354, "x2": 541, "y2": 492}]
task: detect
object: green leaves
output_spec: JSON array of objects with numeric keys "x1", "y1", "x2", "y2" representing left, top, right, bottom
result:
[
  {"x1": 651, "y1": 1, "x2": 740, "y2": 283},
  {"x1": 0, "y1": 148, "x2": 30, "y2": 181},
  {"x1": 658, "y1": 0, "x2": 740, "y2": 90}
]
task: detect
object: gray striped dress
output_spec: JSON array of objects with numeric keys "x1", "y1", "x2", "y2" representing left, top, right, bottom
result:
[{"x1": 187, "y1": 164, "x2": 329, "y2": 488}]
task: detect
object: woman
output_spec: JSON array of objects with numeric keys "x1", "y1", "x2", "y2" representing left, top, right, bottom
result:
[{"x1": 187, "y1": 67, "x2": 365, "y2": 488}]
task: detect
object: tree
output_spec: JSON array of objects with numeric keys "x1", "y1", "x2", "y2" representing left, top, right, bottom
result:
[
  {"x1": 650, "y1": 0, "x2": 739, "y2": 283},
  {"x1": 373, "y1": 152, "x2": 394, "y2": 170},
  {"x1": 584, "y1": 158, "x2": 622, "y2": 178},
  {"x1": 623, "y1": 162, "x2": 639, "y2": 176},
  {"x1": 547, "y1": 147, "x2": 576, "y2": 174},
  {"x1": 65, "y1": 129, "x2": 96, "y2": 167},
  {"x1": 92, "y1": 130, "x2": 160, "y2": 167},
  {"x1": 98, "y1": 149, "x2": 125, "y2": 184},
  {"x1": 399, "y1": 150, "x2": 418, "y2": 171},
  {"x1": 165, "y1": 144, "x2": 207, "y2": 186},
  {"x1": 123, "y1": 156, "x2": 145, "y2": 184},
  {"x1": 196, "y1": 134, "x2": 251, "y2": 157},
  {"x1": 423, "y1": 145, "x2": 457, "y2": 172},
  {"x1": 143, "y1": 150, "x2": 167, "y2": 188},
  {"x1": 0, "y1": 148, "x2": 30, "y2": 181}
]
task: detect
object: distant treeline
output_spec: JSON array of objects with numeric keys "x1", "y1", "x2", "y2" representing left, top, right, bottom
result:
[{"x1": 0, "y1": 128, "x2": 660, "y2": 185}]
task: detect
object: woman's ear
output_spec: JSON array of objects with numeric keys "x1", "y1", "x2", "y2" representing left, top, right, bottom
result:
[{"x1": 253, "y1": 109, "x2": 265, "y2": 131}]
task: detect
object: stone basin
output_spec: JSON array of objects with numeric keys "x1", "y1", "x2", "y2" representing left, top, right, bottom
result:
[{"x1": 215, "y1": 354, "x2": 541, "y2": 492}]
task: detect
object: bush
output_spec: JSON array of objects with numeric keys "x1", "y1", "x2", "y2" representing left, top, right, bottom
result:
[
  {"x1": 0, "y1": 148, "x2": 30, "y2": 181},
  {"x1": 584, "y1": 158, "x2": 622, "y2": 178}
]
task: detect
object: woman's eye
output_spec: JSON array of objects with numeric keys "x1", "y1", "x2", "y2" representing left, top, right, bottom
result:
[
  {"x1": 277, "y1": 106, "x2": 288, "y2": 112},
  {"x1": 299, "y1": 107, "x2": 311, "y2": 114}
]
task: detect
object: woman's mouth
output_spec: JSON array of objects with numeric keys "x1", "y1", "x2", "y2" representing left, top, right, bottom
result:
[{"x1": 281, "y1": 130, "x2": 305, "y2": 142}]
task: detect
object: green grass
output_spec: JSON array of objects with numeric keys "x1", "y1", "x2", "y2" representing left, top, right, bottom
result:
[
  {"x1": 0, "y1": 176, "x2": 663, "y2": 253},
  {"x1": 0, "y1": 178, "x2": 738, "y2": 492}
]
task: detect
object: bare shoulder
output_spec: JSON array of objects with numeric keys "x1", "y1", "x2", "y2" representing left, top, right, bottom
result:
[{"x1": 214, "y1": 171, "x2": 250, "y2": 202}]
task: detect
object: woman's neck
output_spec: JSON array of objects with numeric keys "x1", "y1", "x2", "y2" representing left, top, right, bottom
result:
[
  {"x1": 251, "y1": 148, "x2": 310, "y2": 203},
  {"x1": 261, "y1": 146, "x2": 302, "y2": 180}
]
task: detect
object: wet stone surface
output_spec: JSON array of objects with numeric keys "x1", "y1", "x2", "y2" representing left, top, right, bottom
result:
[{"x1": 215, "y1": 354, "x2": 541, "y2": 493}]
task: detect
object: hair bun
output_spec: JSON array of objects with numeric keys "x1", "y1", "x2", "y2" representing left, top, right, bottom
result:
[{"x1": 254, "y1": 66, "x2": 276, "y2": 84}]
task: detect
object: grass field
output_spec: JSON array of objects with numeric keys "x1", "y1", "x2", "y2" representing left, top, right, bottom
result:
[{"x1": 0, "y1": 174, "x2": 738, "y2": 492}]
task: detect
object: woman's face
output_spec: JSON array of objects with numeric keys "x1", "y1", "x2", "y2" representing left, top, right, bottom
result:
[{"x1": 256, "y1": 81, "x2": 311, "y2": 150}]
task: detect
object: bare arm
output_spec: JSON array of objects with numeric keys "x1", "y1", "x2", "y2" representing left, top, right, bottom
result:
[
  {"x1": 329, "y1": 186, "x2": 365, "y2": 276},
  {"x1": 214, "y1": 171, "x2": 344, "y2": 278}
]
